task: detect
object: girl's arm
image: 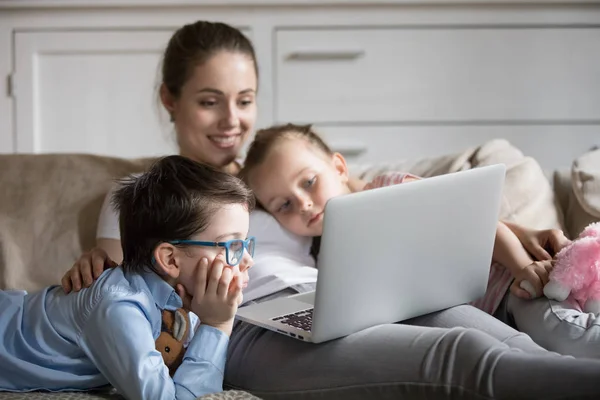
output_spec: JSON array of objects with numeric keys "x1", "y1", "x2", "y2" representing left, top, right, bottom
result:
[
  {"x1": 493, "y1": 221, "x2": 552, "y2": 299},
  {"x1": 503, "y1": 221, "x2": 571, "y2": 261},
  {"x1": 493, "y1": 221, "x2": 534, "y2": 276},
  {"x1": 361, "y1": 172, "x2": 421, "y2": 191},
  {"x1": 80, "y1": 295, "x2": 227, "y2": 400}
]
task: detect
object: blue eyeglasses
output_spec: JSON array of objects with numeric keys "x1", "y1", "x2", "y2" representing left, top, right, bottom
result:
[{"x1": 169, "y1": 237, "x2": 256, "y2": 267}]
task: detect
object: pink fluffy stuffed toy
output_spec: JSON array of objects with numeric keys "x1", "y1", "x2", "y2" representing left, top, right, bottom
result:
[{"x1": 543, "y1": 222, "x2": 600, "y2": 313}]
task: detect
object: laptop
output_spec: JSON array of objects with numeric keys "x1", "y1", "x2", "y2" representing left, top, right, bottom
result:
[{"x1": 236, "y1": 164, "x2": 506, "y2": 343}]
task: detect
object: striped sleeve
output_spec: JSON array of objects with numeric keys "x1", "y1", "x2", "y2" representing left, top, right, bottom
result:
[
  {"x1": 468, "y1": 262, "x2": 514, "y2": 315},
  {"x1": 364, "y1": 171, "x2": 421, "y2": 190}
]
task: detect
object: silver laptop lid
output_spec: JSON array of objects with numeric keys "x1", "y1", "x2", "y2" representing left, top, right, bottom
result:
[{"x1": 310, "y1": 164, "x2": 506, "y2": 343}]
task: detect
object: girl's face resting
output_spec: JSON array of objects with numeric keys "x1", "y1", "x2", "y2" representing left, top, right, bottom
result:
[{"x1": 248, "y1": 138, "x2": 351, "y2": 237}]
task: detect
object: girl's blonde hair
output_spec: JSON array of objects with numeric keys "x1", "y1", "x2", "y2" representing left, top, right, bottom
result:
[{"x1": 240, "y1": 123, "x2": 332, "y2": 185}]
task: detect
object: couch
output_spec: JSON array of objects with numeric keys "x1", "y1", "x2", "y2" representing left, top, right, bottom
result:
[{"x1": 0, "y1": 138, "x2": 599, "y2": 399}]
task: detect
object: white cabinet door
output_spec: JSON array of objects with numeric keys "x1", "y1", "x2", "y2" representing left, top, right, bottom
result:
[
  {"x1": 277, "y1": 27, "x2": 600, "y2": 124},
  {"x1": 13, "y1": 30, "x2": 178, "y2": 157}
]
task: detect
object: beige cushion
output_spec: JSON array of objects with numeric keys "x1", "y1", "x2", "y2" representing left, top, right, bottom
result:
[
  {"x1": 351, "y1": 138, "x2": 565, "y2": 231},
  {"x1": 572, "y1": 148, "x2": 600, "y2": 217},
  {"x1": 558, "y1": 148, "x2": 600, "y2": 238},
  {"x1": 0, "y1": 154, "x2": 154, "y2": 291}
]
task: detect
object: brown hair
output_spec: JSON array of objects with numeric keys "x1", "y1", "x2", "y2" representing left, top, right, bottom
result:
[
  {"x1": 240, "y1": 123, "x2": 332, "y2": 185},
  {"x1": 113, "y1": 155, "x2": 255, "y2": 271},
  {"x1": 162, "y1": 20, "x2": 258, "y2": 98}
]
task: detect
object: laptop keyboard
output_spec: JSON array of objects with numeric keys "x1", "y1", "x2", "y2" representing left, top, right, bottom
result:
[{"x1": 272, "y1": 308, "x2": 313, "y2": 332}]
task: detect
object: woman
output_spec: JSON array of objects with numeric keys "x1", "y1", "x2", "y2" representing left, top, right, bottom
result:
[
  {"x1": 84, "y1": 20, "x2": 258, "y2": 267},
  {"x1": 62, "y1": 20, "x2": 600, "y2": 399}
]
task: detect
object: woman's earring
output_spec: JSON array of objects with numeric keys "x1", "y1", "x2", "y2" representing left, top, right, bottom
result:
[{"x1": 169, "y1": 113, "x2": 175, "y2": 122}]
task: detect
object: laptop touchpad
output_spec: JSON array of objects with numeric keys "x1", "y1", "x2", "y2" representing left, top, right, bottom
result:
[{"x1": 290, "y1": 291, "x2": 315, "y2": 305}]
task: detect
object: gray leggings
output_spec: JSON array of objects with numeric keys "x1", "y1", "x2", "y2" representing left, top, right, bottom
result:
[
  {"x1": 226, "y1": 285, "x2": 600, "y2": 399},
  {"x1": 496, "y1": 292, "x2": 600, "y2": 358}
]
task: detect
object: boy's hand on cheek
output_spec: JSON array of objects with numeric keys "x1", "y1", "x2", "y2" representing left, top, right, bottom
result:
[
  {"x1": 188, "y1": 256, "x2": 241, "y2": 336},
  {"x1": 228, "y1": 271, "x2": 244, "y2": 295},
  {"x1": 175, "y1": 259, "x2": 244, "y2": 311},
  {"x1": 229, "y1": 274, "x2": 245, "y2": 305}
]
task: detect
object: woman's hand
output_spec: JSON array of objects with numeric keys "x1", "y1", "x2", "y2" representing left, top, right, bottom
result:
[
  {"x1": 511, "y1": 260, "x2": 554, "y2": 299},
  {"x1": 186, "y1": 256, "x2": 243, "y2": 336},
  {"x1": 61, "y1": 248, "x2": 117, "y2": 293},
  {"x1": 505, "y1": 222, "x2": 571, "y2": 261}
]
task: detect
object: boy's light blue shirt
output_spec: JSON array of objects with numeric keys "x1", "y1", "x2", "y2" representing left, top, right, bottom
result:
[{"x1": 0, "y1": 266, "x2": 228, "y2": 400}]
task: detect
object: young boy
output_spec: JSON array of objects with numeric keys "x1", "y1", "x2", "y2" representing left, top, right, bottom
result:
[
  {"x1": 0, "y1": 155, "x2": 255, "y2": 399},
  {"x1": 239, "y1": 123, "x2": 555, "y2": 315}
]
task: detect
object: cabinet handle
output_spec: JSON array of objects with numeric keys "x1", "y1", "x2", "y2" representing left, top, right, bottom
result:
[{"x1": 286, "y1": 50, "x2": 365, "y2": 61}]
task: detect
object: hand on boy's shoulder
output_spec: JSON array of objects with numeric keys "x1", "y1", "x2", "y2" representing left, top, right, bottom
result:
[{"x1": 362, "y1": 171, "x2": 422, "y2": 191}]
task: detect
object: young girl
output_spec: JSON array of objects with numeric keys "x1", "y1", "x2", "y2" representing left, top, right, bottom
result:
[
  {"x1": 239, "y1": 123, "x2": 598, "y2": 356},
  {"x1": 0, "y1": 156, "x2": 255, "y2": 399}
]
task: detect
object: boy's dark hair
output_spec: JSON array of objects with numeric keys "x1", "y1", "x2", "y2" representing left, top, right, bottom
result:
[{"x1": 112, "y1": 155, "x2": 254, "y2": 271}]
